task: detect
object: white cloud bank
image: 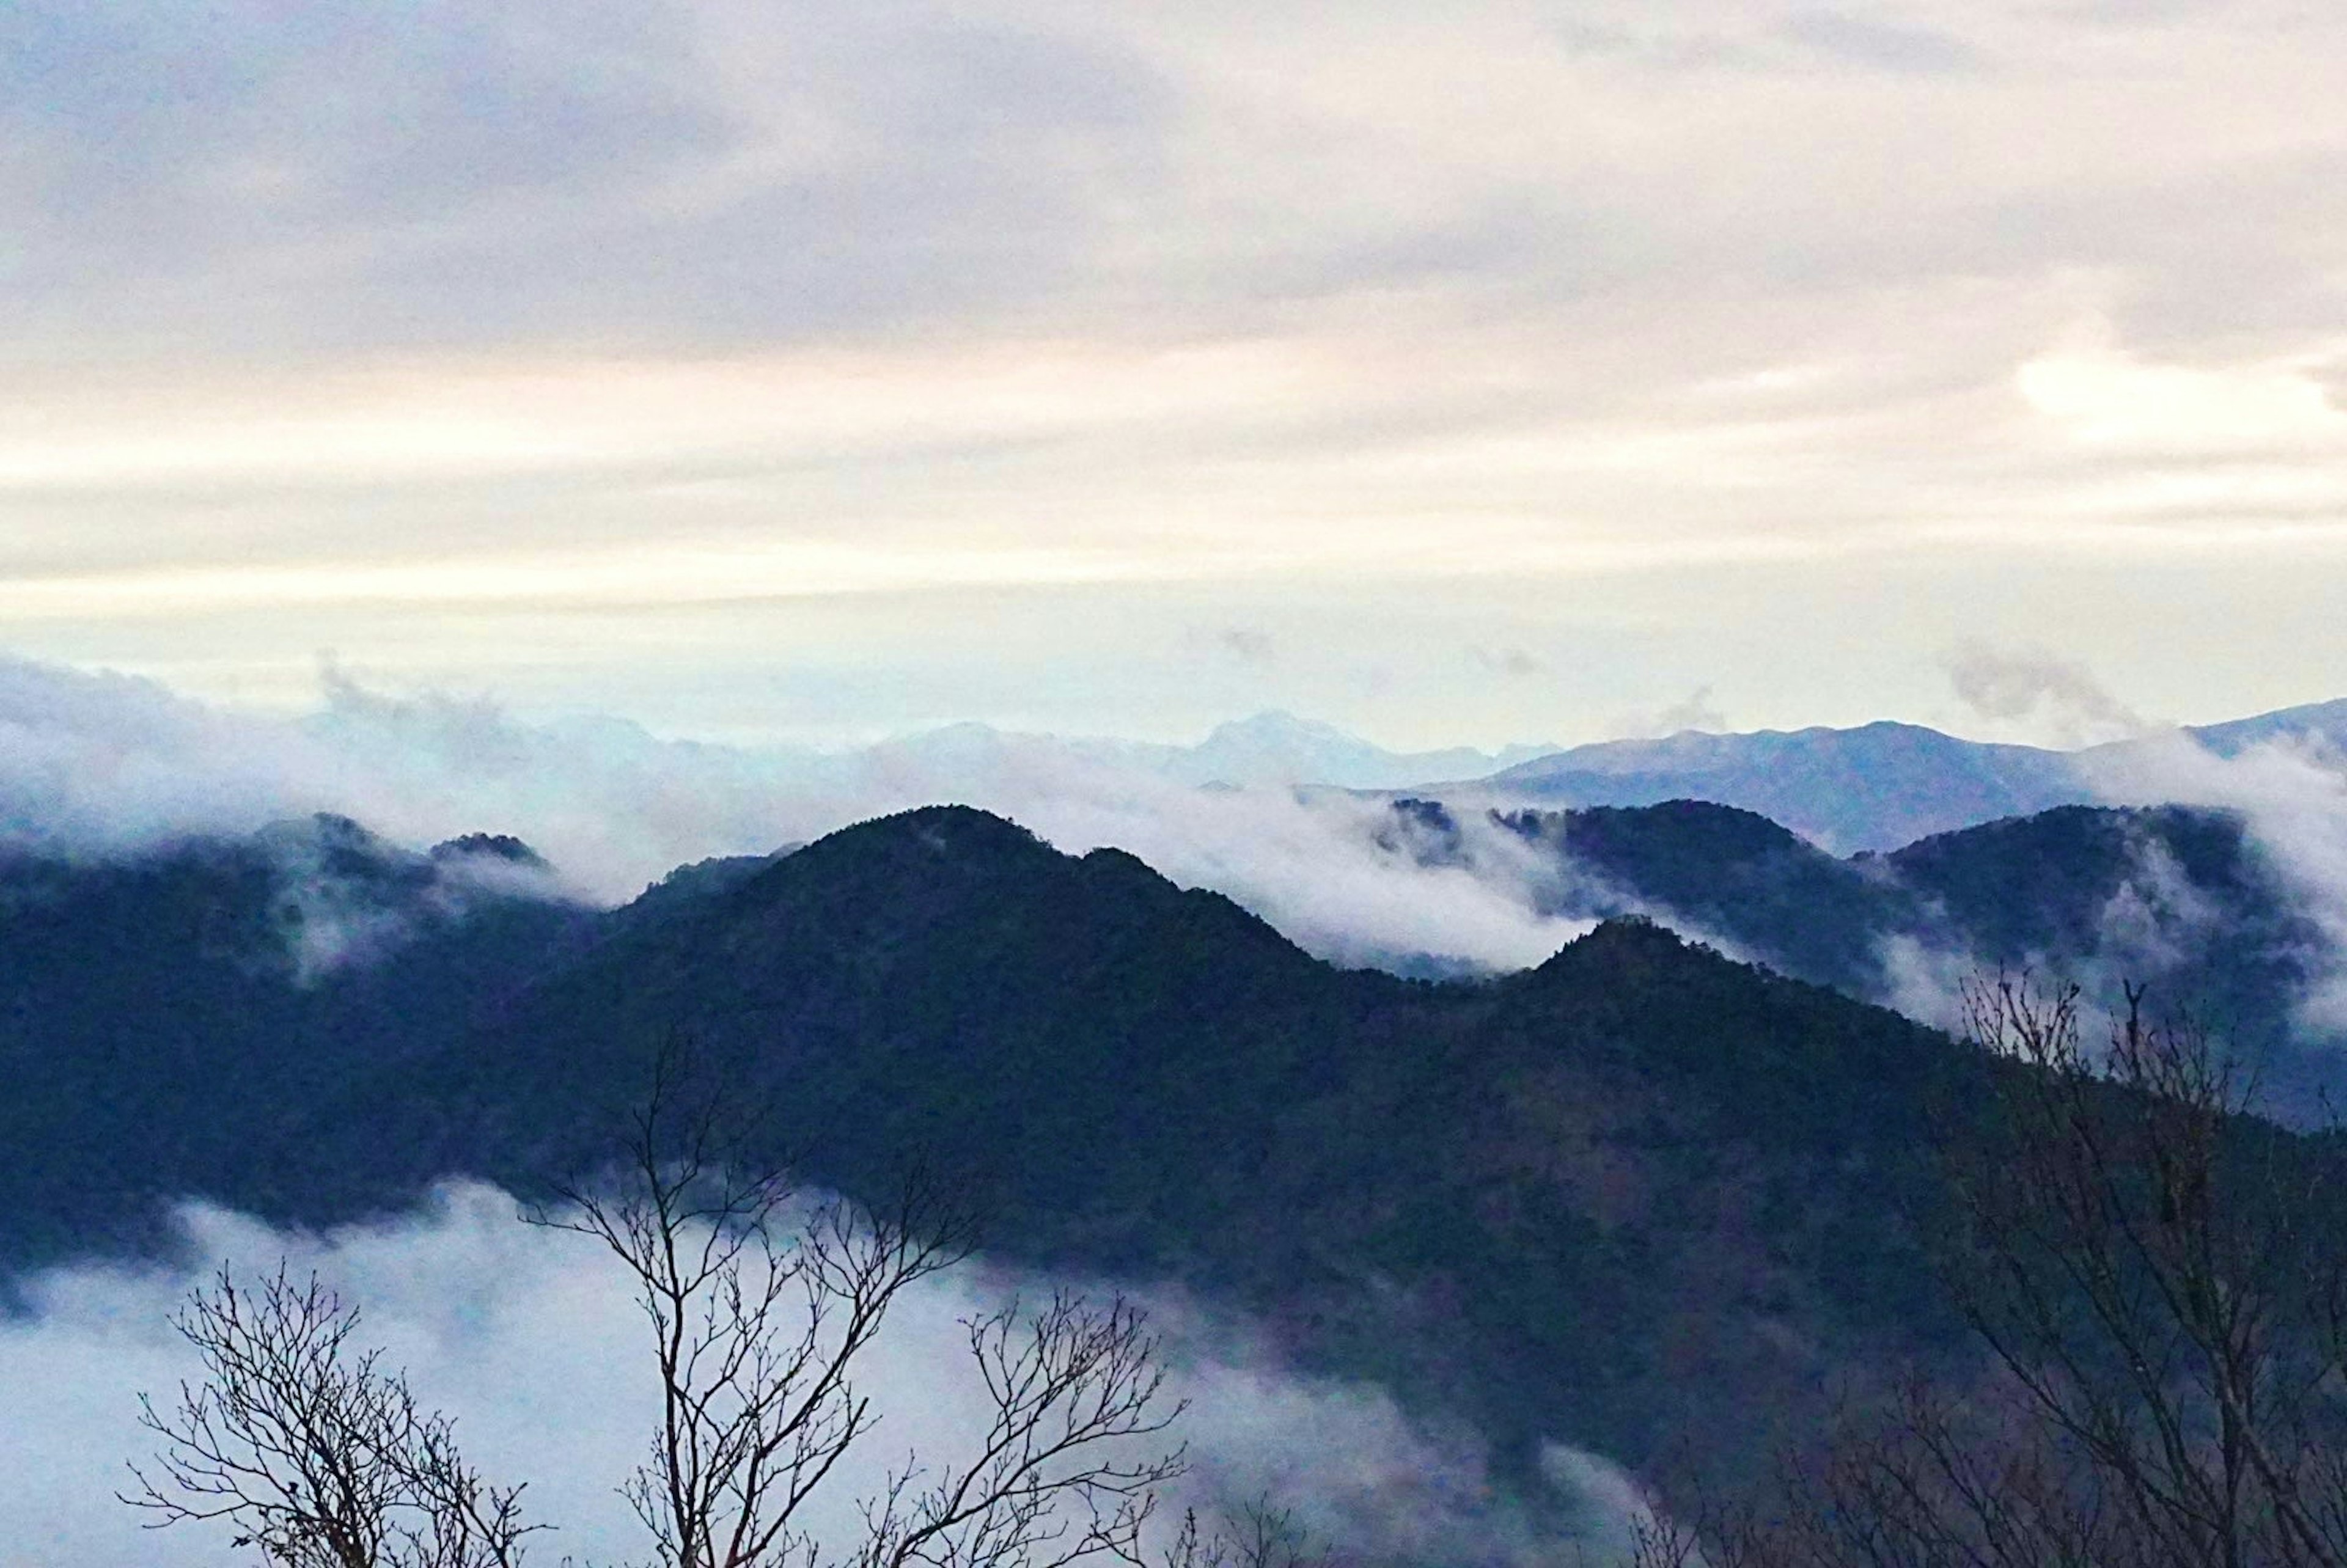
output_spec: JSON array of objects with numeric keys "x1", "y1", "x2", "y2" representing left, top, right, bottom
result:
[
  {"x1": 2081, "y1": 732, "x2": 2347, "y2": 1034},
  {"x1": 18, "y1": 648, "x2": 2347, "y2": 1039},
  {"x1": 0, "y1": 653, "x2": 1589, "y2": 973},
  {"x1": 0, "y1": 1184, "x2": 1648, "y2": 1568}
]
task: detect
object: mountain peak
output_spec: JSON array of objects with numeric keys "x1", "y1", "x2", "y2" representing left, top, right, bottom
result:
[
  {"x1": 831, "y1": 802, "x2": 1050, "y2": 857},
  {"x1": 1203, "y1": 710, "x2": 1355, "y2": 745}
]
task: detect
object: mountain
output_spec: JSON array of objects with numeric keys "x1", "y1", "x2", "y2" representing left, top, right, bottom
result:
[
  {"x1": 870, "y1": 710, "x2": 1559, "y2": 789},
  {"x1": 7, "y1": 799, "x2": 2340, "y2": 1490},
  {"x1": 2181, "y1": 695, "x2": 2347, "y2": 755},
  {"x1": 365, "y1": 807, "x2": 2035, "y2": 1473},
  {"x1": 1144, "y1": 711, "x2": 1559, "y2": 788},
  {"x1": 0, "y1": 804, "x2": 1991, "y2": 1481},
  {"x1": 1389, "y1": 796, "x2": 2333, "y2": 1108},
  {"x1": 1466, "y1": 722, "x2": 2083, "y2": 850},
  {"x1": 1455, "y1": 696, "x2": 2347, "y2": 851},
  {"x1": 0, "y1": 816, "x2": 595, "y2": 1260}
]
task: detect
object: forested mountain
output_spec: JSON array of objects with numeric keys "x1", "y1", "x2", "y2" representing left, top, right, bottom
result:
[
  {"x1": 1, "y1": 799, "x2": 2335, "y2": 1489},
  {"x1": 1387, "y1": 797, "x2": 2332, "y2": 1107},
  {"x1": 0, "y1": 815, "x2": 594, "y2": 1259}
]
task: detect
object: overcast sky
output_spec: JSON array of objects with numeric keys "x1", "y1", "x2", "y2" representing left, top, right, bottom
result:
[{"x1": 4, "y1": 0, "x2": 2343, "y2": 748}]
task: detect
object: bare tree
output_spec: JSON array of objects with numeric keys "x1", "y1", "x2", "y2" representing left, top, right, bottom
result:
[
  {"x1": 1939, "y1": 975, "x2": 2347, "y2": 1568},
  {"x1": 850, "y1": 1291, "x2": 1186, "y2": 1568},
  {"x1": 1158, "y1": 1499, "x2": 1324, "y2": 1568},
  {"x1": 125, "y1": 1039, "x2": 1234, "y2": 1568},
  {"x1": 1695, "y1": 974, "x2": 2347, "y2": 1568},
  {"x1": 122, "y1": 1264, "x2": 538, "y2": 1568},
  {"x1": 525, "y1": 1043, "x2": 1190, "y2": 1568}
]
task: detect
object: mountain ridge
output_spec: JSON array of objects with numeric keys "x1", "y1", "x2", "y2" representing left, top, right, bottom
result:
[{"x1": 1450, "y1": 696, "x2": 2347, "y2": 850}]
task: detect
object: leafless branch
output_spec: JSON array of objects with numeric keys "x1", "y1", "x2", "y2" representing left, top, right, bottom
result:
[{"x1": 121, "y1": 1263, "x2": 540, "y2": 1568}]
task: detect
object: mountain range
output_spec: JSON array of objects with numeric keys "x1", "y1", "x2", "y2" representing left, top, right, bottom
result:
[
  {"x1": 861, "y1": 695, "x2": 2347, "y2": 848},
  {"x1": 1444, "y1": 695, "x2": 2347, "y2": 850},
  {"x1": 874, "y1": 710, "x2": 1565, "y2": 790},
  {"x1": 1385, "y1": 795, "x2": 2336, "y2": 1108},
  {"x1": 9, "y1": 791, "x2": 2341, "y2": 1497}
]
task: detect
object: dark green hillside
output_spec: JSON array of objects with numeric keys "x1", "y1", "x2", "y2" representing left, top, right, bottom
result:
[
  {"x1": 0, "y1": 817, "x2": 593, "y2": 1260},
  {"x1": 384, "y1": 806, "x2": 1425, "y2": 1247},
  {"x1": 7, "y1": 799, "x2": 2324, "y2": 1489},
  {"x1": 332, "y1": 807, "x2": 1982, "y2": 1473},
  {"x1": 1884, "y1": 804, "x2": 2297, "y2": 965},
  {"x1": 1494, "y1": 800, "x2": 1919, "y2": 990},
  {"x1": 1398, "y1": 799, "x2": 2331, "y2": 1104}
]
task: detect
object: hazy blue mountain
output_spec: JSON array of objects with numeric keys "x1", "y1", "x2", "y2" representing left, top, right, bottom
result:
[
  {"x1": 2180, "y1": 695, "x2": 2347, "y2": 755},
  {"x1": 869, "y1": 709, "x2": 1560, "y2": 789},
  {"x1": 1458, "y1": 696, "x2": 2347, "y2": 851},
  {"x1": 1466, "y1": 722, "x2": 2081, "y2": 852},
  {"x1": 1140, "y1": 710, "x2": 1560, "y2": 788}
]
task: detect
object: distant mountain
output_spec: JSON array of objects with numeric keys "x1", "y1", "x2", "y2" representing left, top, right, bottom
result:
[
  {"x1": 1133, "y1": 711, "x2": 1560, "y2": 788},
  {"x1": 2181, "y1": 696, "x2": 2347, "y2": 755},
  {"x1": 1466, "y1": 722, "x2": 2082, "y2": 851},
  {"x1": 1455, "y1": 696, "x2": 2347, "y2": 851},
  {"x1": 871, "y1": 710, "x2": 1559, "y2": 789}
]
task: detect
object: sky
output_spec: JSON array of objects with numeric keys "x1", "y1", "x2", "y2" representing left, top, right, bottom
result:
[{"x1": 5, "y1": 0, "x2": 2346, "y2": 749}]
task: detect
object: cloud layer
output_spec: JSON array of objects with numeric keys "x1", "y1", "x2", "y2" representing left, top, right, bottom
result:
[
  {"x1": 16, "y1": 648, "x2": 2347, "y2": 1043},
  {"x1": 0, "y1": 653, "x2": 1590, "y2": 972},
  {"x1": 3, "y1": 1, "x2": 2343, "y2": 744},
  {"x1": 0, "y1": 1184, "x2": 1642, "y2": 1567}
]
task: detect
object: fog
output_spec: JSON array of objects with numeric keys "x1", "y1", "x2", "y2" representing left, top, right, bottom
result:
[
  {"x1": 0, "y1": 654, "x2": 1587, "y2": 973},
  {"x1": 2081, "y1": 730, "x2": 2347, "y2": 1034},
  {"x1": 0, "y1": 1184, "x2": 1649, "y2": 1567}
]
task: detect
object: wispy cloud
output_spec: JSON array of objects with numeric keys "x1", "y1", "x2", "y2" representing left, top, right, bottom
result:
[{"x1": 1942, "y1": 640, "x2": 2154, "y2": 747}]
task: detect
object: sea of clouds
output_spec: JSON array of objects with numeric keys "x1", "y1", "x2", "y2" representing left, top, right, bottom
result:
[
  {"x1": 10, "y1": 650, "x2": 2347, "y2": 1028},
  {"x1": 0, "y1": 1182, "x2": 1657, "y2": 1568},
  {"x1": 0, "y1": 653, "x2": 1595, "y2": 973}
]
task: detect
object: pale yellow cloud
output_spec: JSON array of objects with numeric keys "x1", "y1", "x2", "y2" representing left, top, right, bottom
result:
[
  {"x1": 2017, "y1": 321, "x2": 2347, "y2": 452},
  {"x1": 4, "y1": 0, "x2": 2347, "y2": 742}
]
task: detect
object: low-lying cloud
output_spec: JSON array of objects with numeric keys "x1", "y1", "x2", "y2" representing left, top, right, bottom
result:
[
  {"x1": 20, "y1": 650, "x2": 2347, "y2": 1048},
  {"x1": 0, "y1": 1184, "x2": 1647, "y2": 1568},
  {"x1": 2081, "y1": 730, "x2": 2347, "y2": 1033},
  {"x1": 0, "y1": 653, "x2": 1589, "y2": 974}
]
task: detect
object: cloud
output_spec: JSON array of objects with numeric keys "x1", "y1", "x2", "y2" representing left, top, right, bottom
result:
[
  {"x1": 2079, "y1": 731, "x2": 2347, "y2": 1032},
  {"x1": 10, "y1": 0, "x2": 2347, "y2": 749},
  {"x1": 1, "y1": 0, "x2": 1177, "y2": 359},
  {"x1": 1779, "y1": 10, "x2": 1986, "y2": 75},
  {"x1": 1469, "y1": 644, "x2": 1548, "y2": 679},
  {"x1": 1609, "y1": 686, "x2": 1729, "y2": 740},
  {"x1": 1872, "y1": 931, "x2": 1980, "y2": 1035},
  {"x1": 1214, "y1": 626, "x2": 1280, "y2": 667},
  {"x1": 0, "y1": 1184, "x2": 1644, "y2": 1567},
  {"x1": 1872, "y1": 724, "x2": 2347, "y2": 1049},
  {"x1": 0, "y1": 654, "x2": 1585, "y2": 973},
  {"x1": 1868, "y1": 829, "x2": 2229, "y2": 1038},
  {"x1": 1942, "y1": 640, "x2": 2153, "y2": 747}
]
